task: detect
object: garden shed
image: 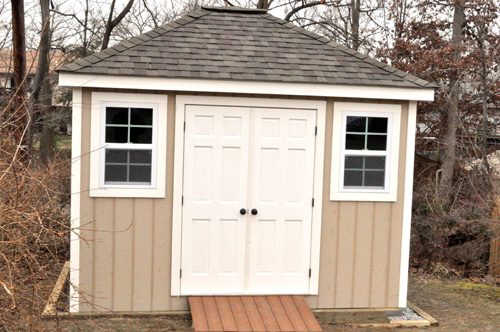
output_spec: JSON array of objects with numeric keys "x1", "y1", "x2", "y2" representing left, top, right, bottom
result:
[{"x1": 58, "y1": 6, "x2": 435, "y2": 314}]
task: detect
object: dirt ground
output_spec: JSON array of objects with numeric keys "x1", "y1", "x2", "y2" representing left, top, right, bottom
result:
[{"x1": 43, "y1": 274, "x2": 499, "y2": 331}]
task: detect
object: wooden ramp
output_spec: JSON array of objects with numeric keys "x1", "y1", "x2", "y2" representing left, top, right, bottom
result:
[{"x1": 188, "y1": 295, "x2": 322, "y2": 332}]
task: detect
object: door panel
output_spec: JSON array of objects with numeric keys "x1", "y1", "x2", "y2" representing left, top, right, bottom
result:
[
  {"x1": 181, "y1": 105, "x2": 316, "y2": 295},
  {"x1": 181, "y1": 106, "x2": 249, "y2": 294},
  {"x1": 248, "y1": 108, "x2": 317, "y2": 293}
]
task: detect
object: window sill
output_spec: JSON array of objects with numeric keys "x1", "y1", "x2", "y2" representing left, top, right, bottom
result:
[
  {"x1": 330, "y1": 191, "x2": 397, "y2": 202},
  {"x1": 89, "y1": 187, "x2": 165, "y2": 198}
]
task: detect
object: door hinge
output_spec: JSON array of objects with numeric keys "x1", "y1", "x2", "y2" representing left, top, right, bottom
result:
[
  {"x1": 184, "y1": 121, "x2": 186, "y2": 132},
  {"x1": 309, "y1": 268, "x2": 312, "y2": 278},
  {"x1": 180, "y1": 269, "x2": 182, "y2": 278},
  {"x1": 314, "y1": 126, "x2": 318, "y2": 136},
  {"x1": 312, "y1": 198, "x2": 315, "y2": 207},
  {"x1": 181, "y1": 196, "x2": 184, "y2": 205}
]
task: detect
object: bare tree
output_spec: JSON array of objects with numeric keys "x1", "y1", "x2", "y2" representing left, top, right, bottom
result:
[
  {"x1": 10, "y1": 0, "x2": 30, "y2": 163},
  {"x1": 438, "y1": 0, "x2": 466, "y2": 205},
  {"x1": 101, "y1": 0, "x2": 135, "y2": 50},
  {"x1": 30, "y1": 0, "x2": 53, "y2": 164}
]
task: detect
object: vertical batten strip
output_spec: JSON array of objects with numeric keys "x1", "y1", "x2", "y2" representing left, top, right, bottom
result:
[
  {"x1": 79, "y1": 89, "x2": 97, "y2": 312},
  {"x1": 69, "y1": 88, "x2": 82, "y2": 313},
  {"x1": 398, "y1": 101, "x2": 417, "y2": 307}
]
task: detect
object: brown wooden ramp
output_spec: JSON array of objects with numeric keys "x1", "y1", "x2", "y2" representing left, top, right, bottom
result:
[{"x1": 188, "y1": 295, "x2": 322, "y2": 332}]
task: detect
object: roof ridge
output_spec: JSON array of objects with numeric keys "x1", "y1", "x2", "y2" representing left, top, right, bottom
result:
[
  {"x1": 201, "y1": 6, "x2": 267, "y2": 14},
  {"x1": 261, "y1": 13, "x2": 434, "y2": 88},
  {"x1": 60, "y1": 9, "x2": 211, "y2": 72}
]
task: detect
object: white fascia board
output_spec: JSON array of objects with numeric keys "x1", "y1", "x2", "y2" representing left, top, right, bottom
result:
[{"x1": 59, "y1": 73, "x2": 435, "y2": 102}]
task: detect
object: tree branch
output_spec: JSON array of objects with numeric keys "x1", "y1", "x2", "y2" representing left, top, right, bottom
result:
[{"x1": 285, "y1": 0, "x2": 325, "y2": 21}]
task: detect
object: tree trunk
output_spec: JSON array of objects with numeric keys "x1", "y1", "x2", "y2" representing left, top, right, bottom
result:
[
  {"x1": 438, "y1": 1, "x2": 466, "y2": 206},
  {"x1": 10, "y1": 0, "x2": 30, "y2": 163},
  {"x1": 478, "y1": 27, "x2": 492, "y2": 186},
  {"x1": 256, "y1": 0, "x2": 272, "y2": 9},
  {"x1": 30, "y1": 0, "x2": 52, "y2": 164},
  {"x1": 351, "y1": 0, "x2": 360, "y2": 50}
]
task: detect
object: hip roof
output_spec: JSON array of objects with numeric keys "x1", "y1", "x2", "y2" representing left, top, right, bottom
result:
[{"x1": 60, "y1": 6, "x2": 434, "y2": 89}]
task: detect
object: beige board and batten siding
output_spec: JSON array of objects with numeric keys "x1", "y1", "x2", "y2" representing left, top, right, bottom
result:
[
  {"x1": 78, "y1": 88, "x2": 185, "y2": 312},
  {"x1": 309, "y1": 99, "x2": 408, "y2": 309},
  {"x1": 77, "y1": 90, "x2": 409, "y2": 312}
]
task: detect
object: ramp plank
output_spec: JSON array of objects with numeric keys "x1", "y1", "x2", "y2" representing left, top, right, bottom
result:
[
  {"x1": 188, "y1": 297, "x2": 209, "y2": 332},
  {"x1": 292, "y1": 296, "x2": 322, "y2": 331},
  {"x1": 241, "y1": 297, "x2": 267, "y2": 332},
  {"x1": 280, "y1": 295, "x2": 308, "y2": 331},
  {"x1": 202, "y1": 297, "x2": 224, "y2": 331},
  {"x1": 267, "y1": 295, "x2": 294, "y2": 331},
  {"x1": 228, "y1": 297, "x2": 252, "y2": 332},
  {"x1": 215, "y1": 297, "x2": 238, "y2": 331}
]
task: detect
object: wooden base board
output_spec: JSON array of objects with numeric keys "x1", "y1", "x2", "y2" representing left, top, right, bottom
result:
[
  {"x1": 42, "y1": 310, "x2": 191, "y2": 320},
  {"x1": 43, "y1": 261, "x2": 70, "y2": 315},
  {"x1": 43, "y1": 261, "x2": 437, "y2": 328},
  {"x1": 313, "y1": 302, "x2": 438, "y2": 328}
]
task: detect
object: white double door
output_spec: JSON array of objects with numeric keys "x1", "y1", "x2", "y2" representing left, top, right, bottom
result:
[{"x1": 180, "y1": 105, "x2": 317, "y2": 295}]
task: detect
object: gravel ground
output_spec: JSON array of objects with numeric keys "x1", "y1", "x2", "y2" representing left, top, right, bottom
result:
[{"x1": 43, "y1": 274, "x2": 499, "y2": 331}]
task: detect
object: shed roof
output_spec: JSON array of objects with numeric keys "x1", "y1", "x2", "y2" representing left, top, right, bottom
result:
[{"x1": 60, "y1": 6, "x2": 433, "y2": 89}]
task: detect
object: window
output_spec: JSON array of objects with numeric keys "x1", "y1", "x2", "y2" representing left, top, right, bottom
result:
[
  {"x1": 330, "y1": 102, "x2": 401, "y2": 201},
  {"x1": 90, "y1": 92, "x2": 167, "y2": 197},
  {"x1": 103, "y1": 107, "x2": 153, "y2": 185}
]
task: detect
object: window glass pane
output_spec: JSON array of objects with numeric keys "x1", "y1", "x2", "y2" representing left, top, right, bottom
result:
[
  {"x1": 365, "y1": 156, "x2": 385, "y2": 169},
  {"x1": 106, "y1": 107, "x2": 128, "y2": 125},
  {"x1": 106, "y1": 149, "x2": 128, "y2": 163},
  {"x1": 129, "y1": 150, "x2": 152, "y2": 164},
  {"x1": 346, "y1": 116, "x2": 366, "y2": 132},
  {"x1": 346, "y1": 134, "x2": 365, "y2": 150},
  {"x1": 105, "y1": 126, "x2": 128, "y2": 143},
  {"x1": 131, "y1": 108, "x2": 153, "y2": 126},
  {"x1": 345, "y1": 156, "x2": 363, "y2": 169},
  {"x1": 344, "y1": 170, "x2": 363, "y2": 187},
  {"x1": 129, "y1": 165, "x2": 151, "y2": 183},
  {"x1": 105, "y1": 164, "x2": 127, "y2": 182},
  {"x1": 367, "y1": 135, "x2": 387, "y2": 150},
  {"x1": 130, "y1": 127, "x2": 152, "y2": 143},
  {"x1": 364, "y1": 170, "x2": 385, "y2": 187},
  {"x1": 367, "y1": 117, "x2": 388, "y2": 133}
]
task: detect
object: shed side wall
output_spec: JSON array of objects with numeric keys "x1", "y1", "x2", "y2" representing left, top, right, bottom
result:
[
  {"x1": 308, "y1": 98, "x2": 408, "y2": 309},
  {"x1": 78, "y1": 91, "x2": 409, "y2": 311}
]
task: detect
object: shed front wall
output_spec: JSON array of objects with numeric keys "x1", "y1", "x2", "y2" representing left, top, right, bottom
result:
[{"x1": 77, "y1": 89, "x2": 409, "y2": 312}]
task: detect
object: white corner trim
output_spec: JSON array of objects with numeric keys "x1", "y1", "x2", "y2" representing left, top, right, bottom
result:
[
  {"x1": 69, "y1": 88, "x2": 82, "y2": 313},
  {"x1": 398, "y1": 101, "x2": 417, "y2": 307},
  {"x1": 170, "y1": 95, "x2": 326, "y2": 296},
  {"x1": 58, "y1": 73, "x2": 435, "y2": 102},
  {"x1": 88, "y1": 92, "x2": 168, "y2": 198},
  {"x1": 170, "y1": 95, "x2": 186, "y2": 296},
  {"x1": 330, "y1": 102, "x2": 401, "y2": 202},
  {"x1": 309, "y1": 102, "x2": 326, "y2": 295}
]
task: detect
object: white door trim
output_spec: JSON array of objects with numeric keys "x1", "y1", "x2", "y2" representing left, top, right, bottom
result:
[{"x1": 171, "y1": 95, "x2": 326, "y2": 296}]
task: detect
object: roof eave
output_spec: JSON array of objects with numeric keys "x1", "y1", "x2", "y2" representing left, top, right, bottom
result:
[{"x1": 58, "y1": 72, "x2": 435, "y2": 102}]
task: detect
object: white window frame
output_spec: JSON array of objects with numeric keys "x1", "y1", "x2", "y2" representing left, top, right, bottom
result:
[
  {"x1": 330, "y1": 102, "x2": 401, "y2": 202},
  {"x1": 89, "y1": 92, "x2": 167, "y2": 198}
]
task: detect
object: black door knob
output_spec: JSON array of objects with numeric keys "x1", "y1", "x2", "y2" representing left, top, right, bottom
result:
[
  {"x1": 251, "y1": 208, "x2": 258, "y2": 215},
  {"x1": 240, "y1": 208, "x2": 247, "y2": 215}
]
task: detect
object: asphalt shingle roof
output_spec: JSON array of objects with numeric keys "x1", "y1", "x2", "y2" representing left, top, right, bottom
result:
[{"x1": 60, "y1": 6, "x2": 434, "y2": 89}]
